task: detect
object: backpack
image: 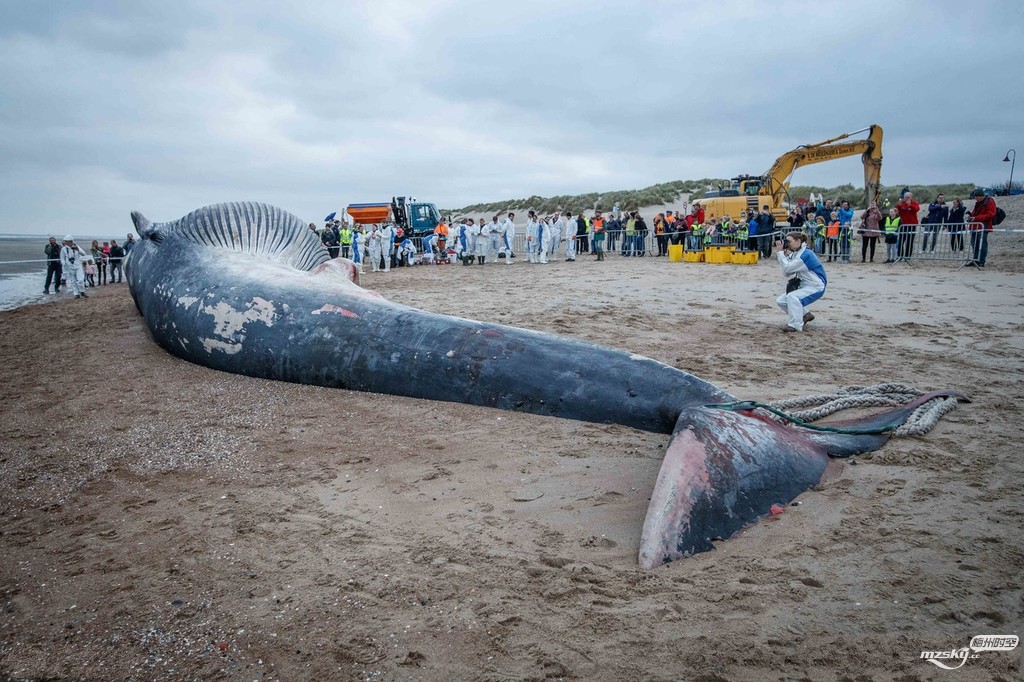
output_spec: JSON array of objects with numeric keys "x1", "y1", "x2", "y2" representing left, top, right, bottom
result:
[{"x1": 993, "y1": 207, "x2": 1006, "y2": 226}]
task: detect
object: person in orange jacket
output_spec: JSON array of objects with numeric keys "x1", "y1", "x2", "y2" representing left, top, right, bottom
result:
[{"x1": 434, "y1": 218, "x2": 449, "y2": 252}]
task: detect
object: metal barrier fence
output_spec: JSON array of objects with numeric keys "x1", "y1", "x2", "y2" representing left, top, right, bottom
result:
[{"x1": 772, "y1": 222, "x2": 983, "y2": 268}]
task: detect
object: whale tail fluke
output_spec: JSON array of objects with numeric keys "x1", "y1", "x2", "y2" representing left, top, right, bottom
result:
[
  {"x1": 802, "y1": 390, "x2": 969, "y2": 457},
  {"x1": 638, "y1": 390, "x2": 969, "y2": 569}
]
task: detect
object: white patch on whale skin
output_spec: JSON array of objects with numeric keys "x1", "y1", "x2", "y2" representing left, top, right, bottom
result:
[
  {"x1": 203, "y1": 297, "x2": 277, "y2": 339},
  {"x1": 202, "y1": 338, "x2": 242, "y2": 355},
  {"x1": 195, "y1": 297, "x2": 277, "y2": 354},
  {"x1": 178, "y1": 295, "x2": 200, "y2": 308}
]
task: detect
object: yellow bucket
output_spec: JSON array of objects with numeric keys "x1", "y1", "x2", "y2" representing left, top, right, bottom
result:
[
  {"x1": 668, "y1": 244, "x2": 683, "y2": 262},
  {"x1": 683, "y1": 250, "x2": 704, "y2": 263}
]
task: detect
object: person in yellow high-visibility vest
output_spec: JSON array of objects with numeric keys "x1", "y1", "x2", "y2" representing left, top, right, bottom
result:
[
  {"x1": 883, "y1": 208, "x2": 900, "y2": 263},
  {"x1": 339, "y1": 225, "x2": 353, "y2": 259}
]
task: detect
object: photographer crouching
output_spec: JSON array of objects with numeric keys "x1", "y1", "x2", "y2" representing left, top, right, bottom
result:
[{"x1": 775, "y1": 232, "x2": 826, "y2": 333}]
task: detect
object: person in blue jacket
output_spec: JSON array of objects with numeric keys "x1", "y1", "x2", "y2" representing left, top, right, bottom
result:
[
  {"x1": 774, "y1": 232, "x2": 826, "y2": 332},
  {"x1": 746, "y1": 210, "x2": 759, "y2": 252},
  {"x1": 837, "y1": 200, "x2": 855, "y2": 263}
]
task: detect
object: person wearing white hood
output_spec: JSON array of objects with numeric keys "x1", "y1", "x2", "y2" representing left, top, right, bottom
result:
[
  {"x1": 367, "y1": 224, "x2": 384, "y2": 272},
  {"x1": 351, "y1": 225, "x2": 366, "y2": 274},
  {"x1": 501, "y1": 213, "x2": 516, "y2": 263},
  {"x1": 379, "y1": 222, "x2": 395, "y2": 272},
  {"x1": 563, "y1": 211, "x2": 577, "y2": 262},
  {"x1": 454, "y1": 219, "x2": 469, "y2": 264},
  {"x1": 549, "y1": 212, "x2": 565, "y2": 261},
  {"x1": 466, "y1": 218, "x2": 480, "y2": 264},
  {"x1": 60, "y1": 235, "x2": 88, "y2": 298},
  {"x1": 487, "y1": 215, "x2": 501, "y2": 263}
]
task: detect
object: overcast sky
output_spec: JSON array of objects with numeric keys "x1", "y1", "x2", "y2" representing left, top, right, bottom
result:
[{"x1": 1, "y1": 0, "x2": 1021, "y2": 235}]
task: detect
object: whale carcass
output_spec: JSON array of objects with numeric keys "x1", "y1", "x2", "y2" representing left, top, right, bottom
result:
[{"x1": 125, "y1": 202, "x2": 962, "y2": 568}]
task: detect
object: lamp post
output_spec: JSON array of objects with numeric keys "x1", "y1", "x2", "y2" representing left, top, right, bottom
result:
[{"x1": 1003, "y1": 149, "x2": 1016, "y2": 195}]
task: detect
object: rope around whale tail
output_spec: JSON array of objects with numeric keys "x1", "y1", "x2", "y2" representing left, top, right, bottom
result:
[
  {"x1": 769, "y1": 383, "x2": 962, "y2": 436},
  {"x1": 707, "y1": 383, "x2": 963, "y2": 437}
]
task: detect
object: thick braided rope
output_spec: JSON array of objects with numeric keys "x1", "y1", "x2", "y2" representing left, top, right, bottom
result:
[
  {"x1": 781, "y1": 394, "x2": 907, "y2": 422},
  {"x1": 766, "y1": 383, "x2": 958, "y2": 437},
  {"x1": 894, "y1": 396, "x2": 959, "y2": 437}
]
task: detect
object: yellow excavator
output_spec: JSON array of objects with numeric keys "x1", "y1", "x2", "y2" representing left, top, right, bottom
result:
[{"x1": 693, "y1": 125, "x2": 883, "y2": 223}]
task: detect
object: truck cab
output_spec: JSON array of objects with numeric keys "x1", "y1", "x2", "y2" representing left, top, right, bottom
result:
[{"x1": 391, "y1": 196, "x2": 441, "y2": 237}]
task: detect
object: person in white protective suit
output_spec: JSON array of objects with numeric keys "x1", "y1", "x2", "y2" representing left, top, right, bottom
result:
[
  {"x1": 487, "y1": 215, "x2": 501, "y2": 263},
  {"x1": 526, "y1": 211, "x2": 539, "y2": 263},
  {"x1": 466, "y1": 219, "x2": 479, "y2": 265},
  {"x1": 501, "y1": 213, "x2": 516, "y2": 263},
  {"x1": 421, "y1": 233, "x2": 437, "y2": 264},
  {"x1": 379, "y1": 223, "x2": 395, "y2": 272},
  {"x1": 398, "y1": 237, "x2": 417, "y2": 265},
  {"x1": 473, "y1": 218, "x2": 487, "y2": 265},
  {"x1": 454, "y1": 220, "x2": 469, "y2": 263},
  {"x1": 536, "y1": 214, "x2": 551, "y2": 264},
  {"x1": 60, "y1": 235, "x2": 88, "y2": 298},
  {"x1": 367, "y1": 224, "x2": 384, "y2": 272},
  {"x1": 351, "y1": 226, "x2": 366, "y2": 274},
  {"x1": 774, "y1": 231, "x2": 827, "y2": 332},
  {"x1": 564, "y1": 211, "x2": 577, "y2": 261},
  {"x1": 549, "y1": 212, "x2": 564, "y2": 261}
]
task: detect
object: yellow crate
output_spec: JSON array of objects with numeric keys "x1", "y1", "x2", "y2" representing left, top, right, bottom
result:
[
  {"x1": 731, "y1": 250, "x2": 759, "y2": 265},
  {"x1": 668, "y1": 244, "x2": 684, "y2": 262},
  {"x1": 704, "y1": 247, "x2": 732, "y2": 264},
  {"x1": 683, "y1": 250, "x2": 704, "y2": 263}
]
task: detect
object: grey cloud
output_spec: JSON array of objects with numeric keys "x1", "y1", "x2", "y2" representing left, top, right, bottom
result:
[{"x1": 1, "y1": 0, "x2": 1021, "y2": 235}]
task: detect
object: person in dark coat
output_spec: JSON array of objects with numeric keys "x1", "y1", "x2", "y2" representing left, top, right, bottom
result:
[{"x1": 44, "y1": 236, "x2": 62, "y2": 294}]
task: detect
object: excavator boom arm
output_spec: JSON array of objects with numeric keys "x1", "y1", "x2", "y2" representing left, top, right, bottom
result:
[{"x1": 763, "y1": 125, "x2": 883, "y2": 208}]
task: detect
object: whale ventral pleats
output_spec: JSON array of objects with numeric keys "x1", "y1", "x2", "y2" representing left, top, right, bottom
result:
[{"x1": 171, "y1": 201, "x2": 330, "y2": 271}]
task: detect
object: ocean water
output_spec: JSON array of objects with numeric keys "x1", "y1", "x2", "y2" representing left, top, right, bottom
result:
[{"x1": 0, "y1": 235, "x2": 128, "y2": 311}]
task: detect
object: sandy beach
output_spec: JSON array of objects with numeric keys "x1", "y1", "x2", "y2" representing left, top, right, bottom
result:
[{"x1": 2, "y1": 230, "x2": 1023, "y2": 679}]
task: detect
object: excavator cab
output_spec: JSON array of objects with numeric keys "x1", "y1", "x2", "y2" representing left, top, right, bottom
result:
[{"x1": 729, "y1": 175, "x2": 763, "y2": 196}]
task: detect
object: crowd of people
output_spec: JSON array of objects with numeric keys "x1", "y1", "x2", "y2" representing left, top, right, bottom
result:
[
  {"x1": 786, "y1": 189, "x2": 998, "y2": 266},
  {"x1": 43, "y1": 234, "x2": 136, "y2": 298},
  {"x1": 44, "y1": 189, "x2": 998, "y2": 298},
  {"x1": 308, "y1": 188, "x2": 999, "y2": 276},
  {"x1": 310, "y1": 220, "x2": 421, "y2": 272}
]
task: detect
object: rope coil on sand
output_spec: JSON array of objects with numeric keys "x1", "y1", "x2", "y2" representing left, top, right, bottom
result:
[{"x1": 765, "y1": 383, "x2": 959, "y2": 437}]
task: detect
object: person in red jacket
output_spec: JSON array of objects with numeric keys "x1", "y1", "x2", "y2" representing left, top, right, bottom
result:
[
  {"x1": 895, "y1": 192, "x2": 920, "y2": 259},
  {"x1": 966, "y1": 188, "x2": 997, "y2": 268}
]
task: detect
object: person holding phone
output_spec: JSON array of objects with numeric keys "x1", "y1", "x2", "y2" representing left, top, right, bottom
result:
[{"x1": 774, "y1": 232, "x2": 826, "y2": 332}]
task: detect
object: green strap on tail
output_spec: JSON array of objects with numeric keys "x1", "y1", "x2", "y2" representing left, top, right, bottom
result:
[{"x1": 704, "y1": 401, "x2": 897, "y2": 435}]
